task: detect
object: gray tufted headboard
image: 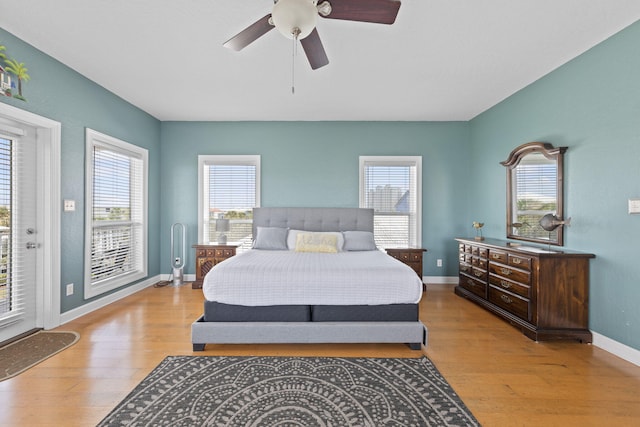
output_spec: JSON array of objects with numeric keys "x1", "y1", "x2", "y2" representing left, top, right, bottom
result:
[{"x1": 253, "y1": 207, "x2": 374, "y2": 237}]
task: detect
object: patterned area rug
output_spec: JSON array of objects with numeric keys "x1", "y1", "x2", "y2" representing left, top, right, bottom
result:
[
  {"x1": 0, "y1": 331, "x2": 79, "y2": 381},
  {"x1": 98, "y1": 356, "x2": 479, "y2": 426}
]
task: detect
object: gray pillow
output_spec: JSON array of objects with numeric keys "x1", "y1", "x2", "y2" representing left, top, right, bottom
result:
[
  {"x1": 253, "y1": 226, "x2": 289, "y2": 250},
  {"x1": 343, "y1": 231, "x2": 377, "y2": 251}
]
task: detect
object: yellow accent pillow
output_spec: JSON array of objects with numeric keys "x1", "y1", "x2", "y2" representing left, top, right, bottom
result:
[{"x1": 294, "y1": 232, "x2": 339, "y2": 253}]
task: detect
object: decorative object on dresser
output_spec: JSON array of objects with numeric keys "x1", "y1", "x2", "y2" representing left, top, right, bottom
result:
[
  {"x1": 472, "y1": 221, "x2": 484, "y2": 241},
  {"x1": 455, "y1": 237, "x2": 594, "y2": 342},
  {"x1": 191, "y1": 244, "x2": 237, "y2": 289},
  {"x1": 385, "y1": 247, "x2": 426, "y2": 290}
]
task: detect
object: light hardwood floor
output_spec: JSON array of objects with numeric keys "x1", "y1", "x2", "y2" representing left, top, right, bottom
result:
[{"x1": 1, "y1": 283, "x2": 639, "y2": 426}]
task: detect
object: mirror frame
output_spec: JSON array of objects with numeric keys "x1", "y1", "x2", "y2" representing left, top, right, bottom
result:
[{"x1": 501, "y1": 142, "x2": 567, "y2": 246}]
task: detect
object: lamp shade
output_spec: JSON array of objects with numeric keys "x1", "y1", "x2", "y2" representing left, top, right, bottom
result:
[
  {"x1": 272, "y1": 0, "x2": 318, "y2": 40},
  {"x1": 216, "y1": 218, "x2": 230, "y2": 232}
]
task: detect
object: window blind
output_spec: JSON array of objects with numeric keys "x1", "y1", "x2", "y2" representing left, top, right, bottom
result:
[
  {"x1": 85, "y1": 129, "x2": 147, "y2": 297},
  {"x1": 200, "y1": 156, "x2": 260, "y2": 252},
  {"x1": 360, "y1": 157, "x2": 421, "y2": 249}
]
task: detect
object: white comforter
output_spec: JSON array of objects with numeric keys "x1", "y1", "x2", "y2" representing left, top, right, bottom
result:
[{"x1": 202, "y1": 249, "x2": 423, "y2": 306}]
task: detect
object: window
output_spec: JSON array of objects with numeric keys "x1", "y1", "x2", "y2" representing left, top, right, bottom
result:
[
  {"x1": 359, "y1": 156, "x2": 422, "y2": 249},
  {"x1": 85, "y1": 129, "x2": 148, "y2": 298},
  {"x1": 198, "y1": 155, "x2": 260, "y2": 252}
]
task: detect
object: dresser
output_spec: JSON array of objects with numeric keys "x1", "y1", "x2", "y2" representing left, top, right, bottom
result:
[
  {"x1": 454, "y1": 238, "x2": 594, "y2": 342},
  {"x1": 191, "y1": 244, "x2": 237, "y2": 289}
]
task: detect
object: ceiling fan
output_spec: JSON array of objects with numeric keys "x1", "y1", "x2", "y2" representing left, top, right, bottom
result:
[{"x1": 224, "y1": 0, "x2": 402, "y2": 70}]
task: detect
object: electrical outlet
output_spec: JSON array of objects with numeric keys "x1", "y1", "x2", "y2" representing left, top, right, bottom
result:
[
  {"x1": 436, "y1": 259, "x2": 443, "y2": 267},
  {"x1": 66, "y1": 283, "x2": 74, "y2": 296}
]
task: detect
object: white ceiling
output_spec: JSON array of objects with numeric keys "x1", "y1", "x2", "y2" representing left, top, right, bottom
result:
[{"x1": 1, "y1": 1, "x2": 639, "y2": 121}]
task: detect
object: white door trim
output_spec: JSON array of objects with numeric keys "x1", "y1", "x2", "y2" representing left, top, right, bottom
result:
[{"x1": 0, "y1": 102, "x2": 61, "y2": 330}]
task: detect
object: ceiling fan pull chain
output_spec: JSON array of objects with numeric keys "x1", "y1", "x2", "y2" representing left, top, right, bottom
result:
[{"x1": 291, "y1": 28, "x2": 301, "y2": 95}]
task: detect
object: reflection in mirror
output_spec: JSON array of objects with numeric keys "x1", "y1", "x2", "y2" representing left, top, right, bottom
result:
[{"x1": 501, "y1": 142, "x2": 567, "y2": 246}]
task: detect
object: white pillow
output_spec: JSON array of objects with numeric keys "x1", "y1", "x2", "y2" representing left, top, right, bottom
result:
[
  {"x1": 288, "y1": 230, "x2": 344, "y2": 251},
  {"x1": 253, "y1": 226, "x2": 289, "y2": 250},
  {"x1": 343, "y1": 231, "x2": 377, "y2": 251}
]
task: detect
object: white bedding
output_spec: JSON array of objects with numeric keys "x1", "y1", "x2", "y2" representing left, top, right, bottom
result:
[{"x1": 202, "y1": 249, "x2": 423, "y2": 306}]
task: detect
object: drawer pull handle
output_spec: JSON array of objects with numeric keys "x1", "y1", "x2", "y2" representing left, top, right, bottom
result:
[
  {"x1": 492, "y1": 254, "x2": 500, "y2": 259},
  {"x1": 500, "y1": 268, "x2": 512, "y2": 276},
  {"x1": 512, "y1": 258, "x2": 522, "y2": 265},
  {"x1": 474, "y1": 270, "x2": 483, "y2": 277},
  {"x1": 500, "y1": 280, "x2": 511, "y2": 289},
  {"x1": 500, "y1": 295, "x2": 513, "y2": 304}
]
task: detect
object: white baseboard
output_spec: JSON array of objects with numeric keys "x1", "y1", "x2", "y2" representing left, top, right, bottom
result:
[
  {"x1": 59, "y1": 275, "x2": 161, "y2": 325},
  {"x1": 160, "y1": 273, "x2": 196, "y2": 282},
  {"x1": 592, "y1": 332, "x2": 640, "y2": 367},
  {"x1": 424, "y1": 276, "x2": 458, "y2": 285}
]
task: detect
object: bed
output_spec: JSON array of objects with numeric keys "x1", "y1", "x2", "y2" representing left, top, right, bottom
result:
[{"x1": 191, "y1": 207, "x2": 428, "y2": 350}]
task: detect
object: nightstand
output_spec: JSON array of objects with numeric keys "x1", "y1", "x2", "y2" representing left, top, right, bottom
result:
[
  {"x1": 385, "y1": 247, "x2": 427, "y2": 291},
  {"x1": 191, "y1": 244, "x2": 237, "y2": 289}
]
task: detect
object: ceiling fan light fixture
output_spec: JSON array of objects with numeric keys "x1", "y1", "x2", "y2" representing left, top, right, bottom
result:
[{"x1": 272, "y1": 0, "x2": 318, "y2": 40}]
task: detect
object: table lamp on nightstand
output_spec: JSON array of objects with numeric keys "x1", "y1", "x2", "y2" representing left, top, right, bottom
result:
[{"x1": 216, "y1": 217, "x2": 230, "y2": 245}]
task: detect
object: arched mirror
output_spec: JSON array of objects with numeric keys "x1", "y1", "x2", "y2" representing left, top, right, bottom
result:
[{"x1": 501, "y1": 142, "x2": 568, "y2": 246}]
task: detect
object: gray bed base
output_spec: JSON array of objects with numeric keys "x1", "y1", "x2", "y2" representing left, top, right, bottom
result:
[
  {"x1": 192, "y1": 317, "x2": 427, "y2": 350},
  {"x1": 191, "y1": 207, "x2": 428, "y2": 351}
]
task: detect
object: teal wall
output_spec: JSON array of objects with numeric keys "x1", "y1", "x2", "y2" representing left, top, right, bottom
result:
[
  {"x1": 159, "y1": 121, "x2": 470, "y2": 277},
  {"x1": 469, "y1": 21, "x2": 640, "y2": 349},
  {"x1": 0, "y1": 28, "x2": 162, "y2": 312}
]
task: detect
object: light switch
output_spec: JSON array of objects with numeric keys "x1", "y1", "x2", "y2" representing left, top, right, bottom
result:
[
  {"x1": 628, "y1": 198, "x2": 640, "y2": 214},
  {"x1": 64, "y1": 199, "x2": 75, "y2": 212}
]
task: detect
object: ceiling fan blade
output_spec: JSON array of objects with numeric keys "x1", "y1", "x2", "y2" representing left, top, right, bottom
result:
[
  {"x1": 300, "y1": 28, "x2": 329, "y2": 70},
  {"x1": 322, "y1": 0, "x2": 401, "y2": 24},
  {"x1": 223, "y1": 14, "x2": 274, "y2": 51}
]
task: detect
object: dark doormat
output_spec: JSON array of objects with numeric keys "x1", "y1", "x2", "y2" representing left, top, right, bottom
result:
[{"x1": 0, "y1": 330, "x2": 79, "y2": 381}]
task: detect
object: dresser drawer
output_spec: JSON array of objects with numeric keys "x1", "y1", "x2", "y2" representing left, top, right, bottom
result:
[
  {"x1": 476, "y1": 258, "x2": 487, "y2": 269},
  {"x1": 489, "y1": 262, "x2": 530, "y2": 285},
  {"x1": 459, "y1": 262, "x2": 471, "y2": 275},
  {"x1": 488, "y1": 286, "x2": 530, "y2": 321},
  {"x1": 489, "y1": 274, "x2": 530, "y2": 299},
  {"x1": 489, "y1": 250, "x2": 507, "y2": 264},
  {"x1": 470, "y1": 266, "x2": 487, "y2": 281},
  {"x1": 509, "y1": 254, "x2": 532, "y2": 270},
  {"x1": 460, "y1": 274, "x2": 486, "y2": 298}
]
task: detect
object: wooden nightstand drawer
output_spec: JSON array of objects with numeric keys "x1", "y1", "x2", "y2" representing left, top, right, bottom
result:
[{"x1": 192, "y1": 244, "x2": 237, "y2": 289}]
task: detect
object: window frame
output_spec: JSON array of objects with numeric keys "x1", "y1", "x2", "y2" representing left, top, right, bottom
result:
[
  {"x1": 197, "y1": 155, "x2": 261, "y2": 250},
  {"x1": 359, "y1": 156, "x2": 422, "y2": 249},
  {"x1": 84, "y1": 129, "x2": 148, "y2": 298}
]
